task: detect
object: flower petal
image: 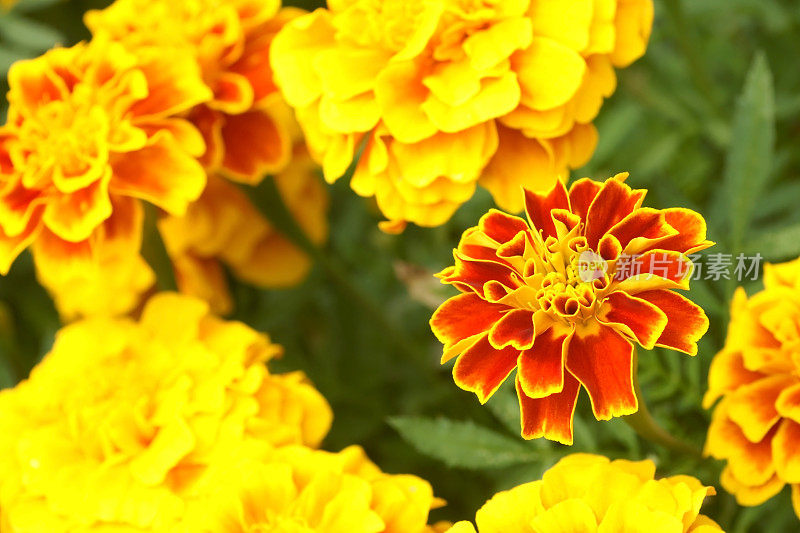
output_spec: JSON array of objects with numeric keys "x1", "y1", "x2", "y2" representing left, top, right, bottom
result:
[
  {"x1": 514, "y1": 36, "x2": 586, "y2": 111},
  {"x1": 517, "y1": 327, "x2": 570, "y2": 399},
  {"x1": 772, "y1": 419, "x2": 800, "y2": 484},
  {"x1": 517, "y1": 372, "x2": 580, "y2": 445},
  {"x1": 598, "y1": 291, "x2": 668, "y2": 350},
  {"x1": 656, "y1": 208, "x2": 713, "y2": 254},
  {"x1": 776, "y1": 382, "x2": 800, "y2": 424},
  {"x1": 220, "y1": 109, "x2": 292, "y2": 183},
  {"x1": 478, "y1": 209, "x2": 529, "y2": 245},
  {"x1": 568, "y1": 177, "x2": 602, "y2": 221},
  {"x1": 431, "y1": 293, "x2": 506, "y2": 359},
  {"x1": 636, "y1": 290, "x2": 709, "y2": 355},
  {"x1": 453, "y1": 334, "x2": 519, "y2": 404},
  {"x1": 727, "y1": 375, "x2": 794, "y2": 443},
  {"x1": 524, "y1": 181, "x2": 570, "y2": 239},
  {"x1": 0, "y1": 206, "x2": 42, "y2": 274},
  {"x1": 488, "y1": 309, "x2": 535, "y2": 350},
  {"x1": 566, "y1": 325, "x2": 637, "y2": 420},
  {"x1": 42, "y1": 169, "x2": 113, "y2": 242},
  {"x1": 584, "y1": 178, "x2": 646, "y2": 249}
]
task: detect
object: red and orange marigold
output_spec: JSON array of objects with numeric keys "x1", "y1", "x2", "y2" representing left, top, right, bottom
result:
[
  {"x1": 0, "y1": 37, "x2": 209, "y2": 292},
  {"x1": 431, "y1": 174, "x2": 712, "y2": 444},
  {"x1": 704, "y1": 258, "x2": 800, "y2": 518}
]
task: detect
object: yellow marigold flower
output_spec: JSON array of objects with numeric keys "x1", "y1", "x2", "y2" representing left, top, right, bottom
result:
[
  {"x1": 0, "y1": 37, "x2": 210, "y2": 310},
  {"x1": 270, "y1": 0, "x2": 653, "y2": 228},
  {"x1": 159, "y1": 146, "x2": 329, "y2": 315},
  {"x1": 86, "y1": 0, "x2": 301, "y2": 184},
  {"x1": 447, "y1": 454, "x2": 723, "y2": 533},
  {"x1": 704, "y1": 257, "x2": 800, "y2": 518},
  {"x1": 192, "y1": 445, "x2": 440, "y2": 533},
  {"x1": 431, "y1": 175, "x2": 712, "y2": 444},
  {"x1": 0, "y1": 293, "x2": 332, "y2": 531}
]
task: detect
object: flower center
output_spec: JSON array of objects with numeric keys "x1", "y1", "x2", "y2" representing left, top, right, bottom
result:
[{"x1": 522, "y1": 233, "x2": 611, "y2": 323}]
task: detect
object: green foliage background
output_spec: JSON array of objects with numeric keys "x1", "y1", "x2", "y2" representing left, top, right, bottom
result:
[{"x1": 1, "y1": 0, "x2": 799, "y2": 531}]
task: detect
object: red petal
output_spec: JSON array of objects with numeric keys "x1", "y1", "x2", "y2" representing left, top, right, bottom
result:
[
  {"x1": 453, "y1": 334, "x2": 519, "y2": 403},
  {"x1": 488, "y1": 309, "x2": 535, "y2": 350},
  {"x1": 431, "y1": 293, "x2": 506, "y2": 350},
  {"x1": 479, "y1": 209, "x2": 529, "y2": 244},
  {"x1": 636, "y1": 290, "x2": 709, "y2": 355},
  {"x1": 517, "y1": 327, "x2": 570, "y2": 399},
  {"x1": 657, "y1": 208, "x2": 713, "y2": 254},
  {"x1": 608, "y1": 208, "x2": 675, "y2": 253},
  {"x1": 566, "y1": 325, "x2": 637, "y2": 420},
  {"x1": 0, "y1": 206, "x2": 42, "y2": 274},
  {"x1": 441, "y1": 253, "x2": 519, "y2": 293},
  {"x1": 221, "y1": 109, "x2": 292, "y2": 183},
  {"x1": 597, "y1": 234, "x2": 622, "y2": 262},
  {"x1": 614, "y1": 249, "x2": 692, "y2": 291},
  {"x1": 524, "y1": 181, "x2": 570, "y2": 239},
  {"x1": 585, "y1": 179, "x2": 646, "y2": 249},
  {"x1": 598, "y1": 291, "x2": 668, "y2": 350},
  {"x1": 517, "y1": 372, "x2": 580, "y2": 445},
  {"x1": 568, "y1": 177, "x2": 602, "y2": 221}
]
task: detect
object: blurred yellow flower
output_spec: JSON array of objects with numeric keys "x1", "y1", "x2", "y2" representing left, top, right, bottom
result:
[
  {"x1": 193, "y1": 445, "x2": 440, "y2": 533},
  {"x1": 704, "y1": 258, "x2": 800, "y2": 518},
  {"x1": 447, "y1": 454, "x2": 722, "y2": 532},
  {"x1": 271, "y1": 0, "x2": 653, "y2": 229},
  {"x1": 0, "y1": 293, "x2": 332, "y2": 531},
  {"x1": 0, "y1": 37, "x2": 210, "y2": 315},
  {"x1": 86, "y1": 0, "x2": 301, "y2": 184},
  {"x1": 159, "y1": 147, "x2": 329, "y2": 315}
]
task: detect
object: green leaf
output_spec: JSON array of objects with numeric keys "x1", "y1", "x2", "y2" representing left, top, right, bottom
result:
[
  {"x1": 0, "y1": 14, "x2": 63, "y2": 51},
  {"x1": 717, "y1": 53, "x2": 775, "y2": 252},
  {"x1": 389, "y1": 416, "x2": 542, "y2": 470},
  {"x1": 485, "y1": 382, "x2": 521, "y2": 436}
]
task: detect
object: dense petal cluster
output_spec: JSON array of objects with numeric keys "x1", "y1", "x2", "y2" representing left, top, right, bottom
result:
[
  {"x1": 86, "y1": 0, "x2": 299, "y2": 183},
  {"x1": 271, "y1": 0, "x2": 653, "y2": 229},
  {"x1": 446, "y1": 454, "x2": 723, "y2": 532},
  {"x1": 0, "y1": 37, "x2": 209, "y2": 286},
  {"x1": 704, "y1": 258, "x2": 800, "y2": 518},
  {"x1": 0, "y1": 293, "x2": 332, "y2": 531},
  {"x1": 431, "y1": 174, "x2": 712, "y2": 444},
  {"x1": 159, "y1": 148, "x2": 329, "y2": 315},
  {"x1": 193, "y1": 445, "x2": 440, "y2": 532}
]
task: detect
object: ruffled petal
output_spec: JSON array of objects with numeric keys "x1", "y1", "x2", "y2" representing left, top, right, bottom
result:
[
  {"x1": 585, "y1": 178, "x2": 646, "y2": 249},
  {"x1": 430, "y1": 293, "x2": 506, "y2": 359},
  {"x1": 772, "y1": 419, "x2": 800, "y2": 484},
  {"x1": 517, "y1": 327, "x2": 570, "y2": 399},
  {"x1": 598, "y1": 291, "x2": 668, "y2": 350},
  {"x1": 524, "y1": 181, "x2": 570, "y2": 239},
  {"x1": 566, "y1": 325, "x2": 637, "y2": 420},
  {"x1": 453, "y1": 334, "x2": 519, "y2": 403},
  {"x1": 636, "y1": 290, "x2": 709, "y2": 355},
  {"x1": 488, "y1": 309, "x2": 535, "y2": 350},
  {"x1": 517, "y1": 372, "x2": 580, "y2": 445}
]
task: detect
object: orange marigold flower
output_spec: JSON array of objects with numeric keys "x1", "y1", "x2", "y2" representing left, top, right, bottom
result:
[
  {"x1": 430, "y1": 174, "x2": 712, "y2": 444},
  {"x1": 704, "y1": 258, "x2": 800, "y2": 518},
  {"x1": 446, "y1": 453, "x2": 723, "y2": 532},
  {"x1": 0, "y1": 37, "x2": 209, "y2": 301},
  {"x1": 271, "y1": 0, "x2": 653, "y2": 228},
  {"x1": 158, "y1": 148, "x2": 329, "y2": 314},
  {"x1": 86, "y1": 0, "x2": 301, "y2": 183}
]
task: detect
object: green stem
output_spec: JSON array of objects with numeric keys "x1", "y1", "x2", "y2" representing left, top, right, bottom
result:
[
  {"x1": 248, "y1": 178, "x2": 429, "y2": 371},
  {"x1": 623, "y1": 350, "x2": 704, "y2": 458}
]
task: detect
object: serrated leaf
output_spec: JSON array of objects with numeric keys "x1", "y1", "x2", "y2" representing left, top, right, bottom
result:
[
  {"x1": 717, "y1": 53, "x2": 775, "y2": 251},
  {"x1": 389, "y1": 416, "x2": 541, "y2": 470}
]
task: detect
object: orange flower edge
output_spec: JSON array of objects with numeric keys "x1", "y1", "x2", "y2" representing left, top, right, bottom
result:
[{"x1": 431, "y1": 174, "x2": 713, "y2": 444}]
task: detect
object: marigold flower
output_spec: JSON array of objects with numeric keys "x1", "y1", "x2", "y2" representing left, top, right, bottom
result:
[
  {"x1": 191, "y1": 444, "x2": 440, "y2": 533},
  {"x1": 0, "y1": 37, "x2": 209, "y2": 312},
  {"x1": 0, "y1": 293, "x2": 332, "y2": 531},
  {"x1": 430, "y1": 174, "x2": 712, "y2": 444},
  {"x1": 446, "y1": 454, "x2": 723, "y2": 532},
  {"x1": 271, "y1": 0, "x2": 653, "y2": 228},
  {"x1": 704, "y1": 258, "x2": 800, "y2": 518},
  {"x1": 86, "y1": 0, "x2": 301, "y2": 184},
  {"x1": 159, "y1": 147, "x2": 328, "y2": 315}
]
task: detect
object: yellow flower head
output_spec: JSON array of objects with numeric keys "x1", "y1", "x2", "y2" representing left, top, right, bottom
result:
[
  {"x1": 447, "y1": 454, "x2": 722, "y2": 533},
  {"x1": 271, "y1": 0, "x2": 653, "y2": 228},
  {"x1": 0, "y1": 36, "x2": 210, "y2": 315},
  {"x1": 193, "y1": 445, "x2": 440, "y2": 533},
  {"x1": 159, "y1": 147, "x2": 329, "y2": 315},
  {"x1": 0, "y1": 293, "x2": 332, "y2": 531},
  {"x1": 704, "y1": 257, "x2": 800, "y2": 518},
  {"x1": 86, "y1": 0, "x2": 301, "y2": 183}
]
